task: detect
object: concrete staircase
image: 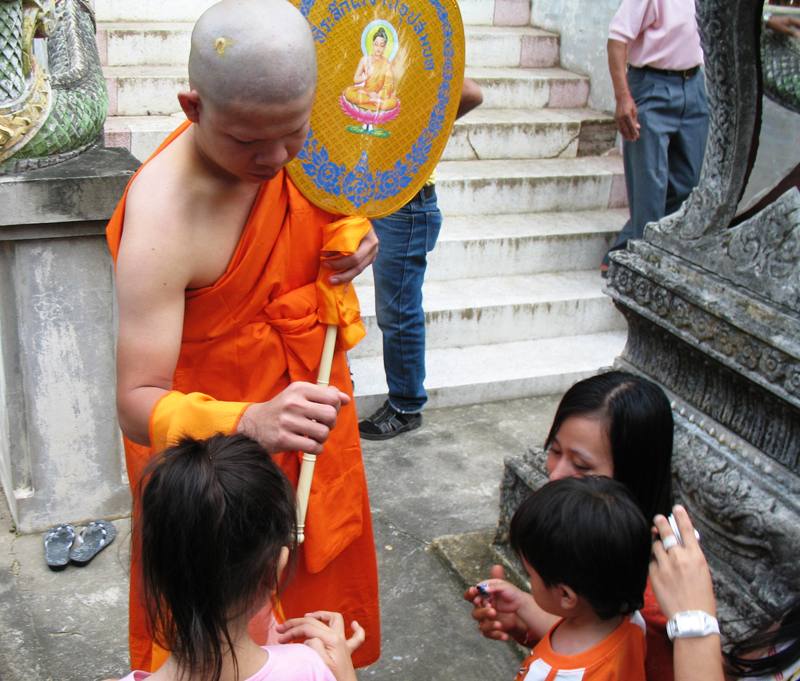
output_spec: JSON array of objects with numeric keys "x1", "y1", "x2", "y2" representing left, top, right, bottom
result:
[{"x1": 96, "y1": 0, "x2": 627, "y2": 414}]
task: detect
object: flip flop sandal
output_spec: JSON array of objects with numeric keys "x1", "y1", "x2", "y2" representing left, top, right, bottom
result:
[
  {"x1": 43, "y1": 524, "x2": 76, "y2": 571},
  {"x1": 69, "y1": 520, "x2": 117, "y2": 566}
]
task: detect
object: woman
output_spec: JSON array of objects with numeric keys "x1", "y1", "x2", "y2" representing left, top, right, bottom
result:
[{"x1": 465, "y1": 371, "x2": 675, "y2": 681}]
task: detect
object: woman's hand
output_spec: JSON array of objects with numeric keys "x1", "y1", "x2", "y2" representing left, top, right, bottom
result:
[
  {"x1": 277, "y1": 610, "x2": 364, "y2": 681},
  {"x1": 649, "y1": 505, "x2": 716, "y2": 620}
]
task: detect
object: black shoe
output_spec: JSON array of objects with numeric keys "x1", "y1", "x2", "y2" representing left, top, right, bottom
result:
[{"x1": 359, "y1": 401, "x2": 422, "y2": 440}]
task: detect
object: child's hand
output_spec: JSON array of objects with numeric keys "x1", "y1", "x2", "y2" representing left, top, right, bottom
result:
[
  {"x1": 277, "y1": 610, "x2": 363, "y2": 681},
  {"x1": 463, "y1": 564, "x2": 530, "y2": 644},
  {"x1": 650, "y1": 505, "x2": 717, "y2": 620}
]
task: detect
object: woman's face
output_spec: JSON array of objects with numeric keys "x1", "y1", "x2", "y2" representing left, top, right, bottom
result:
[{"x1": 546, "y1": 415, "x2": 614, "y2": 480}]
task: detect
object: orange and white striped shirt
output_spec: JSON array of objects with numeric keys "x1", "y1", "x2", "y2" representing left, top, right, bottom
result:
[{"x1": 515, "y1": 613, "x2": 647, "y2": 681}]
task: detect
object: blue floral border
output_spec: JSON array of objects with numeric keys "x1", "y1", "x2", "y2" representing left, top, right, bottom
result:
[{"x1": 296, "y1": 0, "x2": 455, "y2": 209}]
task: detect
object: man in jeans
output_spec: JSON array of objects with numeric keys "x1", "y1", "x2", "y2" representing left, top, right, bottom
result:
[
  {"x1": 601, "y1": 0, "x2": 709, "y2": 277},
  {"x1": 359, "y1": 78, "x2": 483, "y2": 440}
]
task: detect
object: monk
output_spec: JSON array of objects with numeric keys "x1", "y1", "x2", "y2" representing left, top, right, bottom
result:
[{"x1": 106, "y1": 0, "x2": 380, "y2": 671}]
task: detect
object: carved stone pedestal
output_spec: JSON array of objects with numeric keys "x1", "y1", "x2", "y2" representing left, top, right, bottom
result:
[{"x1": 0, "y1": 146, "x2": 138, "y2": 533}]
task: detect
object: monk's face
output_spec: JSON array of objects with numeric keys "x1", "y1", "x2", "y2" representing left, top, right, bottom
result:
[{"x1": 194, "y1": 90, "x2": 314, "y2": 183}]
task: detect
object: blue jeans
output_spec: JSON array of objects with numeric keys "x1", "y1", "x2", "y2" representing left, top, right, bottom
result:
[
  {"x1": 370, "y1": 186, "x2": 442, "y2": 413},
  {"x1": 606, "y1": 66, "x2": 709, "y2": 261}
]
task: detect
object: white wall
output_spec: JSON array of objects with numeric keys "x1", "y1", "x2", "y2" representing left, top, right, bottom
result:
[{"x1": 532, "y1": 0, "x2": 620, "y2": 113}]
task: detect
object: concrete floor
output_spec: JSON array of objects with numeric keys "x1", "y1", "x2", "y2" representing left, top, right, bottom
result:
[{"x1": 0, "y1": 395, "x2": 561, "y2": 681}]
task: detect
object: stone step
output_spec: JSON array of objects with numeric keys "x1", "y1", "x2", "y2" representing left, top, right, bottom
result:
[
  {"x1": 97, "y1": 23, "x2": 558, "y2": 69},
  {"x1": 103, "y1": 65, "x2": 590, "y2": 116},
  {"x1": 97, "y1": 22, "x2": 193, "y2": 67},
  {"x1": 356, "y1": 210, "x2": 626, "y2": 283},
  {"x1": 349, "y1": 269, "x2": 626, "y2": 359},
  {"x1": 352, "y1": 330, "x2": 627, "y2": 415},
  {"x1": 435, "y1": 157, "x2": 627, "y2": 215},
  {"x1": 104, "y1": 107, "x2": 616, "y2": 162},
  {"x1": 444, "y1": 107, "x2": 615, "y2": 161},
  {"x1": 465, "y1": 26, "x2": 559, "y2": 68},
  {"x1": 95, "y1": 0, "x2": 529, "y2": 27},
  {"x1": 468, "y1": 66, "x2": 589, "y2": 109}
]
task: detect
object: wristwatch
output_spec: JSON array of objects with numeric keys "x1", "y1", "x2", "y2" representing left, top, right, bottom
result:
[{"x1": 666, "y1": 611, "x2": 720, "y2": 640}]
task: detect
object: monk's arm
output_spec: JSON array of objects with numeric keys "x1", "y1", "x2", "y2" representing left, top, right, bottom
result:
[{"x1": 114, "y1": 197, "x2": 191, "y2": 445}]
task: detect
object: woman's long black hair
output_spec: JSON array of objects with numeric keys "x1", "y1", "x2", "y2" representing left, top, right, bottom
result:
[
  {"x1": 544, "y1": 371, "x2": 674, "y2": 522},
  {"x1": 138, "y1": 434, "x2": 296, "y2": 681},
  {"x1": 725, "y1": 599, "x2": 800, "y2": 678}
]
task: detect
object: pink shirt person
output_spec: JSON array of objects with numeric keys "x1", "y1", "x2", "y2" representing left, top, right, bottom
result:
[{"x1": 609, "y1": 0, "x2": 704, "y2": 70}]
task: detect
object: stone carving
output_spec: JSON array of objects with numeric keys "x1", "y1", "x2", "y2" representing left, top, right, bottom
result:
[
  {"x1": 671, "y1": 407, "x2": 800, "y2": 640},
  {"x1": 0, "y1": 0, "x2": 108, "y2": 173},
  {"x1": 648, "y1": 0, "x2": 759, "y2": 244}
]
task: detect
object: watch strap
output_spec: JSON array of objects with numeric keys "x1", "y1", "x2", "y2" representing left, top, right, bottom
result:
[{"x1": 667, "y1": 610, "x2": 720, "y2": 640}]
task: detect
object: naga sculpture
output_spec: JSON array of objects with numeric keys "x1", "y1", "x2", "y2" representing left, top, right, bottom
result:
[{"x1": 0, "y1": 0, "x2": 107, "y2": 173}]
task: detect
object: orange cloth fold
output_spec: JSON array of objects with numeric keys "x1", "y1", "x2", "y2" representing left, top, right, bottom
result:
[
  {"x1": 317, "y1": 216, "x2": 371, "y2": 350},
  {"x1": 149, "y1": 391, "x2": 250, "y2": 453},
  {"x1": 107, "y1": 121, "x2": 379, "y2": 672}
]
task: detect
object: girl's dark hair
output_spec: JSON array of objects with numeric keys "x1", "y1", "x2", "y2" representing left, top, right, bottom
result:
[
  {"x1": 138, "y1": 434, "x2": 296, "y2": 681},
  {"x1": 373, "y1": 27, "x2": 388, "y2": 42},
  {"x1": 725, "y1": 600, "x2": 800, "y2": 677},
  {"x1": 510, "y1": 476, "x2": 651, "y2": 620},
  {"x1": 545, "y1": 370, "x2": 674, "y2": 521}
]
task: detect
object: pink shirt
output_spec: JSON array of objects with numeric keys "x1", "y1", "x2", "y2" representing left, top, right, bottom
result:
[
  {"x1": 117, "y1": 644, "x2": 336, "y2": 681},
  {"x1": 609, "y1": 0, "x2": 704, "y2": 70}
]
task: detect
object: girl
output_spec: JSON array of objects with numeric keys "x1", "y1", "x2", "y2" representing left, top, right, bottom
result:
[{"x1": 117, "y1": 434, "x2": 363, "y2": 681}]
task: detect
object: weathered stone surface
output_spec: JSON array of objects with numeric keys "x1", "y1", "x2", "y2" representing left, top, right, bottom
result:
[
  {"x1": 0, "y1": 147, "x2": 139, "y2": 533},
  {"x1": 0, "y1": 146, "x2": 137, "y2": 226}
]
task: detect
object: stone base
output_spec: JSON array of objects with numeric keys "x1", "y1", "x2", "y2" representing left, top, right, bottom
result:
[{"x1": 0, "y1": 146, "x2": 139, "y2": 533}]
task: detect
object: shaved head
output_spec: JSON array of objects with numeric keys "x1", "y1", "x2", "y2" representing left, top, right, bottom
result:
[{"x1": 188, "y1": 0, "x2": 316, "y2": 108}]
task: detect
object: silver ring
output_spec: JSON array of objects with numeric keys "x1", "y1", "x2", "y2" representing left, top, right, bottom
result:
[{"x1": 662, "y1": 535, "x2": 679, "y2": 551}]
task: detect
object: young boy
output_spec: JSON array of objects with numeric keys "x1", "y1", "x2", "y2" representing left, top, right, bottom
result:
[{"x1": 504, "y1": 476, "x2": 651, "y2": 680}]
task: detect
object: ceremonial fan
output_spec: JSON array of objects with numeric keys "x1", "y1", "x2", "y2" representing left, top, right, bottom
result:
[{"x1": 288, "y1": 0, "x2": 465, "y2": 543}]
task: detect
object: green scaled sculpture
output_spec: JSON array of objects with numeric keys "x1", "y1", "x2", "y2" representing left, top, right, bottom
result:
[{"x1": 0, "y1": 0, "x2": 108, "y2": 173}]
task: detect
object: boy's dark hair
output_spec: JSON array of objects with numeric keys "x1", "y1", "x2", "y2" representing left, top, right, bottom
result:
[
  {"x1": 510, "y1": 476, "x2": 651, "y2": 620},
  {"x1": 139, "y1": 434, "x2": 296, "y2": 681},
  {"x1": 545, "y1": 370, "x2": 674, "y2": 522}
]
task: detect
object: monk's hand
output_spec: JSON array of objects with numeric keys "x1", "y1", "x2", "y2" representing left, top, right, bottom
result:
[
  {"x1": 276, "y1": 611, "x2": 362, "y2": 681},
  {"x1": 325, "y1": 227, "x2": 379, "y2": 285},
  {"x1": 614, "y1": 92, "x2": 640, "y2": 142},
  {"x1": 237, "y1": 382, "x2": 350, "y2": 454}
]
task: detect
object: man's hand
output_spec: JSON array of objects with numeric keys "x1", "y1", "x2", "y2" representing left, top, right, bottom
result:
[
  {"x1": 767, "y1": 14, "x2": 800, "y2": 37},
  {"x1": 277, "y1": 611, "x2": 363, "y2": 681},
  {"x1": 325, "y1": 228, "x2": 378, "y2": 284},
  {"x1": 615, "y1": 92, "x2": 640, "y2": 141},
  {"x1": 237, "y1": 382, "x2": 350, "y2": 454}
]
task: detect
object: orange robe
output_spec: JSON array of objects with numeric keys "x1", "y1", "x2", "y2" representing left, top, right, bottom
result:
[{"x1": 106, "y1": 122, "x2": 380, "y2": 671}]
